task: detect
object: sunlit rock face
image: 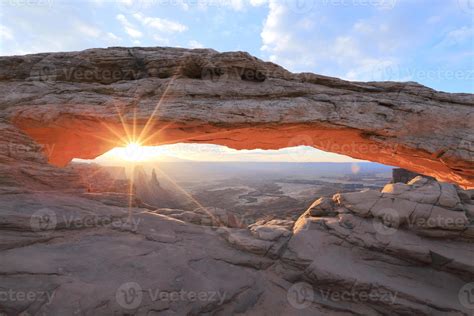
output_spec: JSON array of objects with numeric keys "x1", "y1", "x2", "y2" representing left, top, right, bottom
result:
[
  {"x1": 288, "y1": 176, "x2": 474, "y2": 314},
  {"x1": 0, "y1": 47, "x2": 472, "y2": 187},
  {"x1": 308, "y1": 176, "x2": 473, "y2": 238}
]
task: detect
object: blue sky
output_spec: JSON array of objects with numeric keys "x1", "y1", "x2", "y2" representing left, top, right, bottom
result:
[
  {"x1": 1, "y1": 0, "x2": 473, "y2": 162},
  {"x1": 1, "y1": 0, "x2": 472, "y2": 92}
]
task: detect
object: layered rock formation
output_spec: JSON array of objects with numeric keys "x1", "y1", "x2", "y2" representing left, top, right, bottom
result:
[
  {"x1": 132, "y1": 166, "x2": 187, "y2": 209},
  {"x1": 0, "y1": 47, "x2": 472, "y2": 187},
  {"x1": 287, "y1": 177, "x2": 474, "y2": 314}
]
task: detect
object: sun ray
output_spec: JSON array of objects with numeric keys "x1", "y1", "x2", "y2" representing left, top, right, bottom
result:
[
  {"x1": 90, "y1": 133, "x2": 129, "y2": 146},
  {"x1": 99, "y1": 121, "x2": 131, "y2": 146},
  {"x1": 135, "y1": 56, "x2": 189, "y2": 145},
  {"x1": 128, "y1": 164, "x2": 135, "y2": 220},
  {"x1": 134, "y1": 121, "x2": 177, "y2": 145},
  {"x1": 153, "y1": 166, "x2": 220, "y2": 225},
  {"x1": 136, "y1": 75, "x2": 178, "y2": 145},
  {"x1": 132, "y1": 107, "x2": 137, "y2": 144},
  {"x1": 111, "y1": 100, "x2": 134, "y2": 144}
]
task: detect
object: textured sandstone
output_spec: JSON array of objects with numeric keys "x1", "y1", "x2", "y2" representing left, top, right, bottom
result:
[
  {"x1": 330, "y1": 177, "x2": 471, "y2": 234},
  {"x1": 0, "y1": 47, "x2": 472, "y2": 187}
]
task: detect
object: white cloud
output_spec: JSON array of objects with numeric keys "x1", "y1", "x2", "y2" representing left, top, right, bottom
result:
[
  {"x1": 188, "y1": 40, "x2": 204, "y2": 48},
  {"x1": 0, "y1": 13, "x2": 121, "y2": 56},
  {"x1": 260, "y1": 1, "x2": 399, "y2": 81},
  {"x1": 152, "y1": 34, "x2": 170, "y2": 45},
  {"x1": 229, "y1": 0, "x2": 245, "y2": 10},
  {"x1": 427, "y1": 15, "x2": 442, "y2": 24},
  {"x1": 296, "y1": 17, "x2": 315, "y2": 31},
  {"x1": 438, "y1": 26, "x2": 474, "y2": 47},
  {"x1": 105, "y1": 32, "x2": 122, "y2": 44},
  {"x1": 250, "y1": 0, "x2": 267, "y2": 6},
  {"x1": 230, "y1": 0, "x2": 267, "y2": 10},
  {"x1": 0, "y1": 25, "x2": 14, "y2": 40},
  {"x1": 119, "y1": 0, "x2": 133, "y2": 5},
  {"x1": 90, "y1": 0, "x2": 106, "y2": 6},
  {"x1": 133, "y1": 13, "x2": 187, "y2": 33},
  {"x1": 74, "y1": 21, "x2": 101, "y2": 38},
  {"x1": 353, "y1": 20, "x2": 374, "y2": 33},
  {"x1": 193, "y1": 0, "x2": 267, "y2": 11},
  {"x1": 116, "y1": 14, "x2": 143, "y2": 38},
  {"x1": 74, "y1": 22, "x2": 123, "y2": 45}
]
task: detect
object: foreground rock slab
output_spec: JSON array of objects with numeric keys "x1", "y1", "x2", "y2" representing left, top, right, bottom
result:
[{"x1": 1, "y1": 175, "x2": 473, "y2": 315}]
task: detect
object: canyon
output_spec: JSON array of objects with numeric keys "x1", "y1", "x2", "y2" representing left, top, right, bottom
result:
[{"x1": 0, "y1": 47, "x2": 473, "y2": 315}]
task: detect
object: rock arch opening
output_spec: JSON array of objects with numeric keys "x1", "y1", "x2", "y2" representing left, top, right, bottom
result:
[{"x1": 70, "y1": 142, "x2": 394, "y2": 225}]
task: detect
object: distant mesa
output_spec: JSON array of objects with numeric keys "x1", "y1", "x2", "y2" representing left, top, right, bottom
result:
[{"x1": 132, "y1": 165, "x2": 184, "y2": 209}]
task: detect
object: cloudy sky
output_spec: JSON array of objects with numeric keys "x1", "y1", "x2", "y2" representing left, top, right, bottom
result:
[{"x1": 1, "y1": 0, "x2": 472, "y2": 162}]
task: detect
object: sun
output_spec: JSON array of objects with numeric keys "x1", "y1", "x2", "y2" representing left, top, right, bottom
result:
[
  {"x1": 95, "y1": 142, "x2": 173, "y2": 163},
  {"x1": 122, "y1": 142, "x2": 146, "y2": 162}
]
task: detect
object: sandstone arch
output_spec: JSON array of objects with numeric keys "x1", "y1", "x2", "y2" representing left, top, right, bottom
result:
[{"x1": 0, "y1": 47, "x2": 472, "y2": 187}]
